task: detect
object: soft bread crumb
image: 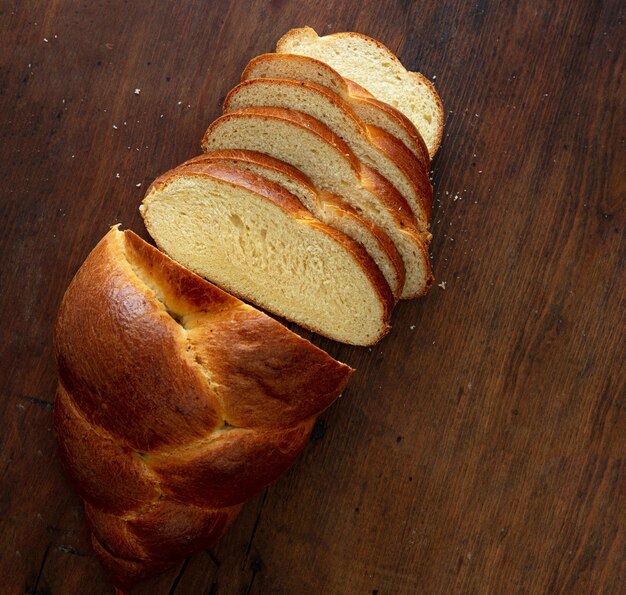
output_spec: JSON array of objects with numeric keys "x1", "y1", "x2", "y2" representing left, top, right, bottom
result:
[
  {"x1": 196, "y1": 153, "x2": 403, "y2": 298},
  {"x1": 142, "y1": 172, "x2": 389, "y2": 345}
]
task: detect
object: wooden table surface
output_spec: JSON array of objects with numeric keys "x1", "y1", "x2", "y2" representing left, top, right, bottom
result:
[{"x1": 1, "y1": 1, "x2": 624, "y2": 593}]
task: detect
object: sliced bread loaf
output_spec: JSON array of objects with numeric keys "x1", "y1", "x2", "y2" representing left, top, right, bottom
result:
[
  {"x1": 140, "y1": 161, "x2": 394, "y2": 345},
  {"x1": 241, "y1": 53, "x2": 430, "y2": 169},
  {"x1": 201, "y1": 107, "x2": 433, "y2": 298},
  {"x1": 276, "y1": 27, "x2": 443, "y2": 158},
  {"x1": 185, "y1": 150, "x2": 405, "y2": 299},
  {"x1": 223, "y1": 78, "x2": 432, "y2": 229}
]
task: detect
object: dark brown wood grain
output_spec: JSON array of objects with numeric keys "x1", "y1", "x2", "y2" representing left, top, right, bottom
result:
[{"x1": 0, "y1": 1, "x2": 624, "y2": 593}]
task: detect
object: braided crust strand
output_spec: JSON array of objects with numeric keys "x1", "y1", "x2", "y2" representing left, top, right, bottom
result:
[{"x1": 54, "y1": 227, "x2": 353, "y2": 589}]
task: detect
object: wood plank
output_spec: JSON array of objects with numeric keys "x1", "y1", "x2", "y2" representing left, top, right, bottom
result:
[{"x1": 0, "y1": 0, "x2": 623, "y2": 593}]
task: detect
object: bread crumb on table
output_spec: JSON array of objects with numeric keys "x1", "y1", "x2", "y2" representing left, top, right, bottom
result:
[
  {"x1": 134, "y1": 88, "x2": 141, "y2": 95},
  {"x1": 438, "y1": 281, "x2": 447, "y2": 290}
]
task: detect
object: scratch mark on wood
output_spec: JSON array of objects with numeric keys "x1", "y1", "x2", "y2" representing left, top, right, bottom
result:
[
  {"x1": 310, "y1": 418, "x2": 327, "y2": 441},
  {"x1": 206, "y1": 549, "x2": 221, "y2": 567},
  {"x1": 32, "y1": 543, "x2": 50, "y2": 594},
  {"x1": 168, "y1": 557, "x2": 190, "y2": 595},
  {"x1": 245, "y1": 567, "x2": 257, "y2": 595},
  {"x1": 245, "y1": 558, "x2": 263, "y2": 595},
  {"x1": 57, "y1": 544, "x2": 86, "y2": 556},
  {"x1": 394, "y1": 33, "x2": 407, "y2": 56},
  {"x1": 17, "y1": 395, "x2": 54, "y2": 410},
  {"x1": 244, "y1": 488, "x2": 268, "y2": 560}
]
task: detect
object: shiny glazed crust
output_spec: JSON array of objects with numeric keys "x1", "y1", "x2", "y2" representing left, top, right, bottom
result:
[{"x1": 54, "y1": 227, "x2": 353, "y2": 589}]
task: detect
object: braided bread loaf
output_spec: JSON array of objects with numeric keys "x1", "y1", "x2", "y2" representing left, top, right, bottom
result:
[{"x1": 54, "y1": 227, "x2": 353, "y2": 590}]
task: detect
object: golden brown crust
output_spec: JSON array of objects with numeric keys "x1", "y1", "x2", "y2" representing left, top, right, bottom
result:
[
  {"x1": 359, "y1": 164, "x2": 434, "y2": 297},
  {"x1": 319, "y1": 192, "x2": 406, "y2": 295},
  {"x1": 55, "y1": 384, "x2": 161, "y2": 516},
  {"x1": 347, "y1": 83, "x2": 432, "y2": 169},
  {"x1": 185, "y1": 150, "x2": 406, "y2": 299},
  {"x1": 152, "y1": 160, "x2": 316, "y2": 219},
  {"x1": 365, "y1": 124, "x2": 433, "y2": 220},
  {"x1": 89, "y1": 500, "x2": 243, "y2": 591},
  {"x1": 54, "y1": 227, "x2": 353, "y2": 589},
  {"x1": 148, "y1": 421, "x2": 316, "y2": 507},
  {"x1": 242, "y1": 53, "x2": 347, "y2": 97},
  {"x1": 359, "y1": 163, "x2": 432, "y2": 245},
  {"x1": 55, "y1": 232, "x2": 224, "y2": 453},
  {"x1": 340, "y1": 76, "x2": 371, "y2": 97},
  {"x1": 354, "y1": 163, "x2": 434, "y2": 297}
]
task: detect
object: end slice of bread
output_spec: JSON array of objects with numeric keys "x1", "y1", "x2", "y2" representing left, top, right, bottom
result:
[
  {"x1": 140, "y1": 162, "x2": 393, "y2": 346},
  {"x1": 201, "y1": 107, "x2": 433, "y2": 298},
  {"x1": 184, "y1": 150, "x2": 405, "y2": 299},
  {"x1": 276, "y1": 27, "x2": 443, "y2": 158}
]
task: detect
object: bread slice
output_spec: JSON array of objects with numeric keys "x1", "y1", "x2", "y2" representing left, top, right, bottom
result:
[
  {"x1": 276, "y1": 27, "x2": 443, "y2": 158},
  {"x1": 201, "y1": 107, "x2": 433, "y2": 298},
  {"x1": 242, "y1": 53, "x2": 430, "y2": 169},
  {"x1": 184, "y1": 150, "x2": 405, "y2": 299},
  {"x1": 223, "y1": 77, "x2": 432, "y2": 230},
  {"x1": 140, "y1": 161, "x2": 394, "y2": 345}
]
